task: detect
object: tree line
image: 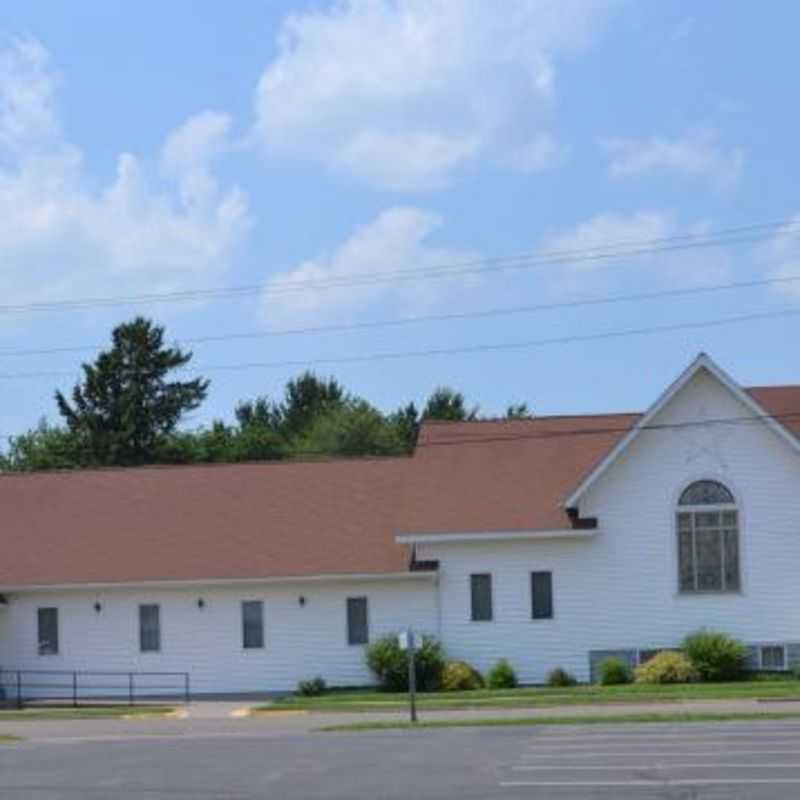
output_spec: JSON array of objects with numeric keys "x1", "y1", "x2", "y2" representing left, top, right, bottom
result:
[{"x1": 1, "y1": 318, "x2": 531, "y2": 472}]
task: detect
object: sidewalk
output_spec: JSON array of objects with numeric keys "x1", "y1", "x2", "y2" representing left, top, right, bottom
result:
[{"x1": 2, "y1": 697, "x2": 799, "y2": 743}]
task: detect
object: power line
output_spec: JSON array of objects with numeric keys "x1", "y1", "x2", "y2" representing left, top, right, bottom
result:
[
  {"x1": 3, "y1": 272, "x2": 799, "y2": 360},
  {"x1": 0, "y1": 219, "x2": 797, "y2": 316},
  {"x1": 1, "y1": 409, "x2": 799, "y2": 452},
  {"x1": 0, "y1": 306, "x2": 798, "y2": 382}
]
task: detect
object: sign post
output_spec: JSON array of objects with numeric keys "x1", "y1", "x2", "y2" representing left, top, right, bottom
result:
[{"x1": 399, "y1": 629, "x2": 418, "y2": 724}]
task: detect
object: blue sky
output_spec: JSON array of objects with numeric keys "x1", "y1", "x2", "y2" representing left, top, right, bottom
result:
[{"x1": 0, "y1": 0, "x2": 798, "y2": 437}]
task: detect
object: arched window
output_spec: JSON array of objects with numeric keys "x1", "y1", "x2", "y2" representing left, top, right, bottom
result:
[{"x1": 677, "y1": 480, "x2": 740, "y2": 593}]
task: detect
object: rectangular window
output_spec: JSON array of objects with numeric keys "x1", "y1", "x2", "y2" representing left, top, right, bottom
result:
[
  {"x1": 470, "y1": 573, "x2": 493, "y2": 621},
  {"x1": 139, "y1": 604, "x2": 161, "y2": 653},
  {"x1": 530, "y1": 571, "x2": 553, "y2": 619},
  {"x1": 242, "y1": 601, "x2": 264, "y2": 649},
  {"x1": 37, "y1": 607, "x2": 59, "y2": 656},
  {"x1": 761, "y1": 645, "x2": 786, "y2": 671},
  {"x1": 346, "y1": 597, "x2": 369, "y2": 645}
]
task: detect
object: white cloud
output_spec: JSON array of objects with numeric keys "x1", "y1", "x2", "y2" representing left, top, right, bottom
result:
[
  {"x1": 765, "y1": 215, "x2": 800, "y2": 300},
  {"x1": 261, "y1": 207, "x2": 476, "y2": 324},
  {"x1": 540, "y1": 211, "x2": 728, "y2": 294},
  {"x1": 254, "y1": 0, "x2": 614, "y2": 189},
  {"x1": 601, "y1": 132, "x2": 743, "y2": 187},
  {"x1": 0, "y1": 37, "x2": 57, "y2": 149},
  {"x1": 0, "y1": 38, "x2": 249, "y2": 308}
]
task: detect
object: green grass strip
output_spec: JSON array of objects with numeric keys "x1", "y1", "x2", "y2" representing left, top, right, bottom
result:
[
  {"x1": 317, "y1": 711, "x2": 800, "y2": 732},
  {"x1": 261, "y1": 681, "x2": 800, "y2": 713},
  {"x1": 0, "y1": 735, "x2": 22, "y2": 743}
]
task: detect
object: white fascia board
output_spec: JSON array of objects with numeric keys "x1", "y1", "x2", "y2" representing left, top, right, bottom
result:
[
  {"x1": 396, "y1": 529, "x2": 598, "y2": 545},
  {"x1": 0, "y1": 571, "x2": 436, "y2": 594},
  {"x1": 563, "y1": 352, "x2": 800, "y2": 510}
]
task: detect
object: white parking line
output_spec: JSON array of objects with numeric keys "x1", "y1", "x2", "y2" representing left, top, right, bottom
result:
[
  {"x1": 513, "y1": 763, "x2": 800, "y2": 771},
  {"x1": 519, "y1": 748, "x2": 800, "y2": 759},
  {"x1": 526, "y1": 736, "x2": 800, "y2": 754},
  {"x1": 500, "y1": 778, "x2": 800, "y2": 788},
  {"x1": 528, "y1": 731, "x2": 800, "y2": 744}
]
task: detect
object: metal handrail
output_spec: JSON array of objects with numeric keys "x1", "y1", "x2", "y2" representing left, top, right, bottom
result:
[{"x1": 0, "y1": 668, "x2": 191, "y2": 709}]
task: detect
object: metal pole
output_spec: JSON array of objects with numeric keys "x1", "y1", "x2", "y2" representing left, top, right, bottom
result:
[
  {"x1": 128, "y1": 673, "x2": 134, "y2": 706},
  {"x1": 16, "y1": 671, "x2": 22, "y2": 710},
  {"x1": 72, "y1": 672, "x2": 78, "y2": 708},
  {"x1": 184, "y1": 674, "x2": 191, "y2": 705},
  {"x1": 407, "y1": 630, "x2": 417, "y2": 725}
]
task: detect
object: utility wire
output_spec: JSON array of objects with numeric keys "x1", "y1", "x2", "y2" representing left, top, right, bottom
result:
[
  {"x1": 2, "y1": 272, "x2": 799, "y2": 359},
  {"x1": 0, "y1": 219, "x2": 797, "y2": 315},
  {"x1": 0, "y1": 306, "x2": 798, "y2": 382},
  {"x1": 1, "y1": 409, "x2": 799, "y2": 450}
]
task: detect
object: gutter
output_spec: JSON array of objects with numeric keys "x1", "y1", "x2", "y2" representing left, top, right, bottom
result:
[
  {"x1": 396, "y1": 528, "x2": 599, "y2": 545},
  {"x1": 0, "y1": 570, "x2": 438, "y2": 594}
]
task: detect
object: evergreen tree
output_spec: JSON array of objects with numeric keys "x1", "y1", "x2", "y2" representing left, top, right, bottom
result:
[
  {"x1": 55, "y1": 317, "x2": 209, "y2": 465},
  {"x1": 505, "y1": 403, "x2": 532, "y2": 419},
  {"x1": 421, "y1": 387, "x2": 479, "y2": 421}
]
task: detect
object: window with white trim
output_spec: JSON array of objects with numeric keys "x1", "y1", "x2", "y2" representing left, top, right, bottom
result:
[
  {"x1": 37, "y1": 607, "x2": 59, "y2": 656},
  {"x1": 760, "y1": 645, "x2": 786, "y2": 671},
  {"x1": 677, "y1": 480, "x2": 740, "y2": 593},
  {"x1": 470, "y1": 574, "x2": 493, "y2": 621},
  {"x1": 139, "y1": 604, "x2": 161, "y2": 652},
  {"x1": 346, "y1": 597, "x2": 369, "y2": 645},
  {"x1": 242, "y1": 601, "x2": 264, "y2": 649}
]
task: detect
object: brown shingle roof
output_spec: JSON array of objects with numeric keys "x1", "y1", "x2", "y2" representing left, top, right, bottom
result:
[
  {"x1": 0, "y1": 458, "x2": 412, "y2": 587},
  {"x1": 399, "y1": 386, "x2": 800, "y2": 535},
  {"x1": 747, "y1": 386, "x2": 800, "y2": 437},
  {"x1": 401, "y1": 413, "x2": 640, "y2": 534},
  {"x1": 1, "y1": 385, "x2": 797, "y2": 586}
]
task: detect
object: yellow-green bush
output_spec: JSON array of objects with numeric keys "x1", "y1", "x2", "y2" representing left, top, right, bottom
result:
[
  {"x1": 440, "y1": 660, "x2": 484, "y2": 691},
  {"x1": 634, "y1": 651, "x2": 700, "y2": 684}
]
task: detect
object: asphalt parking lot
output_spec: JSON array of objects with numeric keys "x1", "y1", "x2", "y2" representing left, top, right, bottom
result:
[{"x1": 3, "y1": 719, "x2": 800, "y2": 798}]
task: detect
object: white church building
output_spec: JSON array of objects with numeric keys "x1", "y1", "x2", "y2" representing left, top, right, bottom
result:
[{"x1": 1, "y1": 353, "x2": 799, "y2": 696}]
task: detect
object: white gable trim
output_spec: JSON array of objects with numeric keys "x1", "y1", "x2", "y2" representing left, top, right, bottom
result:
[{"x1": 563, "y1": 353, "x2": 800, "y2": 509}]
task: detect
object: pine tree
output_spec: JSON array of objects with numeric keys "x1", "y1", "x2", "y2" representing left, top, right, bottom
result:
[{"x1": 55, "y1": 317, "x2": 209, "y2": 465}]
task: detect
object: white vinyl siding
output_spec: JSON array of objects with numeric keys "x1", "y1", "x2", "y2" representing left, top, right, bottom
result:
[{"x1": 0, "y1": 579, "x2": 437, "y2": 695}]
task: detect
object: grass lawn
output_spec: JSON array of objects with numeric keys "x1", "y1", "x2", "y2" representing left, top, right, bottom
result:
[
  {"x1": 317, "y1": 710, "x2": 800, "y2": 732},
  {"x1": 0, "y1": 705, "x2": 176, "y2": 721},
  {"x1": 0, "y1": 734, "x2": 22, "y2": 743},
  {"x1": 258, "y1": 680, "x2": 800, "y2": 713}
]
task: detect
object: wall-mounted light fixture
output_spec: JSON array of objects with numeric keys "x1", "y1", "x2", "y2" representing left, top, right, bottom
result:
[
  {"x1": 93, "y1": 601, "x2": 102, "y2": 613},
  {"x1": 298, "y1": 596, "x2": 306, "y2": 607},
  {"x1": 197, "y1": 598, "x2": 206, "y2": 609},
  {"x1": 0, "y1": 594, "x2": 8, "y2": 608}
]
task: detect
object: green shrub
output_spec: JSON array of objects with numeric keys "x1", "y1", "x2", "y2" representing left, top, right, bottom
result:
[
  {"x1": 792, "y1": 664, "x2": 800, "y2": 681},
  {"x1": 682, "y1": 629, "x2": 747, "y2": 681},
  {"x1": 487, "y1": 659, "x2": 518, "y2": 689},
  {"x1": 634, "y1": 651, "x2": 699, "y2": 684},
  {"x1": 546, "y1": 667, "x2": 578, "y2": 687},
  {"x1": 441, "y1": 661, "x2": 484, "y2": 691},
  {"x1": 297, "y1": 676, "x2": 326, "y2": 696},
  {"x1": 597, "y1": 657, "x2": 632, "y2": 685},
  {"x1": 365, "y1": 634, "x2": 445, "y2": 692}
]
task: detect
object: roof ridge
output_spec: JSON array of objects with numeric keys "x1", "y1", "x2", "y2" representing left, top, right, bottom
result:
[
  {"x1": 420, "y1": 411, "x2": 642, "y2": 426},
  {"x1": 0, "y1": 452, "x2": 411, "y2": 479}
]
